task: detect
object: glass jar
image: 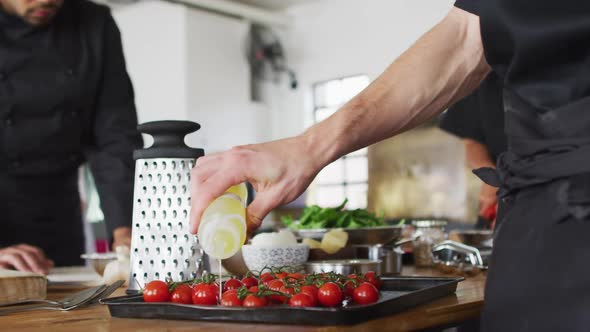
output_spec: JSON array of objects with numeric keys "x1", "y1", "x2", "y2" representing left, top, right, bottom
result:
[{"x1": 412, "y1": 220, "x2": 447, "y2": 267}]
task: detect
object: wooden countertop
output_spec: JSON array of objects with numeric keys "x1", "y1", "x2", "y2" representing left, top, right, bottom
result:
[{"x1": 0, "y1": 267, "x2": 485, "y2": 332}]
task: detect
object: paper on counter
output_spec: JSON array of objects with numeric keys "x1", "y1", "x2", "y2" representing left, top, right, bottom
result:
[{"x1": 47, "y1": 266, "x2": 103, "y2": 288}]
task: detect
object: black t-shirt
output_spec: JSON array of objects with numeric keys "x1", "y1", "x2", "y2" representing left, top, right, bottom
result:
[
  {"x1": 455, "y1": 0, "x2": 590, "y2": 112},
  {"x1": 440, "y1": 74, "x2": 506, "y2": 161}
]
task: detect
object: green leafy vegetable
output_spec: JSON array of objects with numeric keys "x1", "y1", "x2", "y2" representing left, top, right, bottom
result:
[{"x1": 281, "y1": 199, "x2": 385, "y2": 229}]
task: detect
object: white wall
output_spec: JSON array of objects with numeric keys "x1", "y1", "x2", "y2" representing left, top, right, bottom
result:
[
  {"x1": 264, "y1": 0, "x2": 455, "y2": 140},
  {"x1": 113, "y1": 1, "x2": 188, "y2": 124},
  {"x1": 185, "y1": 10, "x2": 269, "y2": 153},
  {"x1": 113, "y1": 1, "x2": 265, "y2": 152}
]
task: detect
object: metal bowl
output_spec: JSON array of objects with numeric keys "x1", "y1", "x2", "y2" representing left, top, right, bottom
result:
[
  {"x1": 449, "y1": 230, "x2": 493, "y2": 248},
  {"x1": 411, "y1": 219, "x2": 448, "y2": 229},
  {"x1": 304, "y1": 259, "x2": 382, "y2": 275},
  {"x1": 81, "y1": 253, "x2": 117, "y2": 276},
  {"x1": 293, "y1": 225, "x2": 405, "y2": 245}
]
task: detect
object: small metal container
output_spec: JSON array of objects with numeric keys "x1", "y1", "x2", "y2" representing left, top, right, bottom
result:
[
  {"x1": 304, "y1": 259, "x2": 382, "y2": 275},
  {"x1": 352, "y1": 245, "x2": 402, "y2": 275}
]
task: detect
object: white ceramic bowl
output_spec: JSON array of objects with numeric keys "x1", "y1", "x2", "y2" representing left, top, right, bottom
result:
[{"x1": 241, "y1": 244, "x2": 310, "y2": 272}]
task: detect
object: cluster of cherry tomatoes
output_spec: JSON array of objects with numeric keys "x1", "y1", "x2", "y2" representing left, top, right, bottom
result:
[{"x1": 142, "y1": 269, "x2": 383, "y2": 308}]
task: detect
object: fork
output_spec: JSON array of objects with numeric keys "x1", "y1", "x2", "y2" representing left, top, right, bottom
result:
[{"x1": 0, "y1": 284, "x2": 106, "y2": 315}]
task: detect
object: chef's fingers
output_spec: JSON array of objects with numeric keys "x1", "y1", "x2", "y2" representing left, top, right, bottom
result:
[
  {"x1": 190, "y1": 163, "x2": 245, "y2": 234},
  {"x1": 15, "y1": 244, "x2": 53, "y2": 270},
  {"x1": 19, "y1": 250, "x2": 50, "y2": 274},
  {"x1": 0, "y1": 250, "x2": 34, "y2": 273},
  {"x1": 16, "y1": 244, "x2": 48, "y2": 262},
  {"x1": 246, "y1": 191, "x2": 276, "y2": 233},
  {"x1": 194, "y1": 152, "x2": 222, "y2": 168}
]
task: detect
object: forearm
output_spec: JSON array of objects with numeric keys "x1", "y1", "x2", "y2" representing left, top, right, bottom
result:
[
  {"x1": 302, "y1": 8, "x2": 490, "y2": 169},
  {"x1": 464, "y1": 138, "x2": 495, "y2": 169}
]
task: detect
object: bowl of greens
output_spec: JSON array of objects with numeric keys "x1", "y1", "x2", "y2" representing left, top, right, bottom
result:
[{"x1": 282, "y1": 199, "x2": 406, "y2": 245}]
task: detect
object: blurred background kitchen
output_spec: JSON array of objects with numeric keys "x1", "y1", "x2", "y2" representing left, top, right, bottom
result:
[{"x1": 84, "y1": 0, "x2": 481, "y2": 253}]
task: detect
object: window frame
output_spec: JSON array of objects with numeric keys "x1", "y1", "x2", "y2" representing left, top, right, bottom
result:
[{"x1": 311, "y1": 74, "x2": 370, "y2": 209}]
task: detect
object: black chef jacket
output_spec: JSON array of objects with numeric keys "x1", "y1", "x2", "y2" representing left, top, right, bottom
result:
[
  {"x1": 439, "y1": 73, "x2": 506, "y2": 162},
  {"x1": 454, "y1": 1, "x2": 590, "y2": 331},
  {"x1": 0, "y1": 0, "x2": 142, "y2": 266}
]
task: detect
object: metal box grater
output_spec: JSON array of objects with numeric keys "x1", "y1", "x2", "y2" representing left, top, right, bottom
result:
[{"x1": 127, "y1": 121, "x2": 207, "y2": 292}]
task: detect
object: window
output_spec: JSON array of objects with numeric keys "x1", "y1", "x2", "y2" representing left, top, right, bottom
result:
[{"x1": 310, "y1": 75, "x2": 370, "y2": 209}]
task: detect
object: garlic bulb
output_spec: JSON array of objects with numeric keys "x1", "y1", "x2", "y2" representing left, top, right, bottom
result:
[{"x1": 103, "y1": 246, "x2": 130, "y2": 286}]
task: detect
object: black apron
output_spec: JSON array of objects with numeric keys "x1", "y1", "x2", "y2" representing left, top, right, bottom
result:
[
  {"x1": 476, "y1": 90, "x2": 590, "y2": 331},
  {"x1": 0, "y1": 173, "x2": 84, "y2": 266},
  {"x1": 0, "y1": 7, "x2": 90, "y2": 266}
]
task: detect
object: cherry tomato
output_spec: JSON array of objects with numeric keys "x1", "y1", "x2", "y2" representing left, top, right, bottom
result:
[
  {"x1": 317, "y1": 282, "x2": 343, "y2": 307},
  {"x1": 241, "y1": 276, "x2": 258, "y2": 289},
  {"x1": 279, "y1": 285, "x2": 296, "y2": 296},
  {"x1": 266, "y1": 279, "x2": 287, "y2": 303},
  {"x1": 248, "y1": 286, "x2": 259, "y2": 293},
  {"x1": 192, "y1": 282, "x2": 219, "y2": 305},
  {"x1": 223, "y1": 278, "x2": 243, "y2": 292},
  {"x1": 288, "y1": 293, "x2": 315, "y2": 307},
  {"x1": 299, "y1": 285, "x2": 318, "y2": 306},
  {"x1": 344, "y1": 280, "x2": 360, "y2": 297},
  {"x1": 220, "y1": 289, "x2": 242, "y2": 307},
  {"x1": 170, "y1": 284, "x2": 192, "y2": 304},
  {"x1": 347, "y1": 273, "x2": 362, "y2": 282},
  {"x1": 364, "y1": 271, "x2": 383, "y2": 290},
  {"x1": 275, "y1": 272, "x2": 288, "y2": 279},
  {"x1": 352, "y1": 282, "x2": 379, "y2": 305},
  {"x1": 266, "y1": 279, "x2": 284, "y2": 290},
  {"x1": 260, "y1": 272, "x2": 274, "y2": 283},
  {"x1": 287, "y1": 273, "x2": 304, "y2": 280},
  {"x1": 143, "y1": 280, "x2": 170, "y2": 303},
  {"x1": 242, "y1": 294, "x2": 268, "y2": 307}
]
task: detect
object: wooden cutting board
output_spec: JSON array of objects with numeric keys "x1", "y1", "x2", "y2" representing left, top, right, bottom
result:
[{"x1": 0, "y1": 269, "x2": 47, "y2": 305}]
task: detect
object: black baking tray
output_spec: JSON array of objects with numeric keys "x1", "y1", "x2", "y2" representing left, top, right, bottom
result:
[{"x1": 101, "y1": 276, "x2": 463, "y2": 326}]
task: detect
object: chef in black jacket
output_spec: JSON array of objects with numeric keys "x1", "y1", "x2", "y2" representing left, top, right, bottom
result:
[
  {"x1": 0, "y1": 0, "x2": 141, "y2": 274},
  {"x1": 189, "y1": 0, "x2": 590, "y2": 330},
  {"x1": 439, "y1": 74, "x2": 506, "y2": 227}
]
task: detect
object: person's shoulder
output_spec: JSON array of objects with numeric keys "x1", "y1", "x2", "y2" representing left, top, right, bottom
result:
[{"x1": 73, "y1": 0, "x2": 113, "y2": 23}]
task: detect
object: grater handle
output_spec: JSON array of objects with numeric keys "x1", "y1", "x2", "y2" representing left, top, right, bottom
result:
[
  {"x1": 138, "y1": 121, "x2": 200, "y2": 148},
  {"x1": 135, "y1": 121, "x2": 204, "y2": 160}
]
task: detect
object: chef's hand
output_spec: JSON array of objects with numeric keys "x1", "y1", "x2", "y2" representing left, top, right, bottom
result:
[
  {"x1": 478, "y1": 183, "x2": 499, "y2": 217},
  {"x1": 189, "y1": 136, "x2": 321, "y2": 234},
  {"x1": 112, "y1": 227, "x2": 132, "y2": 250},
  {"x1": 0, "y1": 244, "x2": 54, "y2": 275}
]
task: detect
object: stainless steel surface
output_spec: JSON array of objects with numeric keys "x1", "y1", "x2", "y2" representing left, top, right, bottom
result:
[
  {"x1": 432, "y1": 240, "x2": 486, "y2": 275},
  {"x1": 294, "y1": 225, "x2": 405, "y2": 245},
  {"x1": 352, "y1": 245, "x2": 403, "y2": 275},
  {"x1": 128, "y1": 158, "x2": 209, "y2": 292},
  {"x1": 0, "y1": 284, "x2": 106, "y2": 315},
  {"x1": 304, "y1": 259, "x2": 382, "y2": 275},
  {"x1": 92, "y1": 280, "x2": 125, "y2": 304}
]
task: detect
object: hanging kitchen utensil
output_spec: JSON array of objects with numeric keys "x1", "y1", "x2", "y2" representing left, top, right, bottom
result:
[{"x1": 127, "y1": 120, "x2": 208, "y2": 293}]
